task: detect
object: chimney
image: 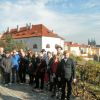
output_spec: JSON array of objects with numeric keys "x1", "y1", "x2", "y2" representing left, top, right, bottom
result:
[
  {"x1": 6, "y1": 27, "x2": 9, "y2": 33},
  {"x1": 26, "y1": 23, "x2": 29, "y2": 30},
  {"x1": 29, "y1": 23, "x2": 32, "y2": 29},
  {"x1": 17, "y1": 25, "x2": 19, "y2": 31},
  {"x1": 51, "y1": 30, "x2": 53, "y2": 32}
]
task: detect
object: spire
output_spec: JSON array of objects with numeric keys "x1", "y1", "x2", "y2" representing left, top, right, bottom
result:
[
  {"x1": 91, "y1": 38, "x2": 94, "y2": 46},
  {"x1": 94, "y1": 37, "x2": 96, "y2": 46},
  {"x1": 88, "y1": 38, "x2": 90, "y2": 45}
]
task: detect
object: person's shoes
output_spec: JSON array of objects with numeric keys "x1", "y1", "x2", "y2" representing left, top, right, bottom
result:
[
  {"x1": 34, "y1": 86, "x2": 38, "y2": 89},
  {"x1": 49, "y1": 88, "x2": 52, "y2": 92},
  {"x1": 60, "y1": 97, "x2": 65, "y2": 100},
  {"x1": 8, "y1": 83, "x2": 12, "y2": 85},
  {"x1": 11, "y1": 81, "x2": 14, "y2": 83},
  {"x1": 20, "y1": 82, "x2": 24, "y2": 85},
  {"x1": 4, "y1": 84, "x2": 8, "y2": 87},
  {"x1": 60, "y1": 98, "x2": 65, "y2": 100},
  {"x1": 51, "y1": 94, "x2": 55, "y2": 98},
  {"x1": 16, "y1": 81, "x2": 20, "y2": 84}
]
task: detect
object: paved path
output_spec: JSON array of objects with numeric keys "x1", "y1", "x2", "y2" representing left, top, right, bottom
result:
[{"x1": 0, "y1": 83, "x2": 80, "y2": 100}]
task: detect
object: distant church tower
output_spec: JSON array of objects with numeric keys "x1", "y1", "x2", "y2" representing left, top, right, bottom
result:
[{"x1": 88, "y1": 38, "x2": 96, "y2": 46}]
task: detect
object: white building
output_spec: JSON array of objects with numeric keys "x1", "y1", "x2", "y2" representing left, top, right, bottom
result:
[
  {"x1": 2, "y1": 24, "x2": 64, "y2": 52},
  {"x1": 64, "y1": 42, "x2": 81, "y2": 56}
]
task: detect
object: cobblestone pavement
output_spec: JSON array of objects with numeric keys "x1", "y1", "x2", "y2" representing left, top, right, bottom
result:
[{"x1": 0, "y1": 83, "x2": 80, "y2": 100}]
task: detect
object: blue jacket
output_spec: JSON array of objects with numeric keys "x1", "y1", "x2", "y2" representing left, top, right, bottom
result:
[{"x1": 11, "y1": 54, "x2": 20, "y2": 70}]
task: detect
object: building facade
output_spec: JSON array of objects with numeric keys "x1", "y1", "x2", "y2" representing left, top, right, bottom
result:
[{"x1": 1, "y1": 24, "x2": 64, "y2": 52}]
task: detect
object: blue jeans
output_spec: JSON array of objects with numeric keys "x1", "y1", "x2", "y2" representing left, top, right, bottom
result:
[{"x1": 12, "y1": 67, "x2": 19, "y2": 83}]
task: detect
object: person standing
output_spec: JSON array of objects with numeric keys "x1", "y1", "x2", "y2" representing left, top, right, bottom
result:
[
  {"x1": 11, "y1": 50, "x2": 20, "y2": 83},
  {"x1": 0, "y1": 47, "x2": 5, "y2": 84},
  {"x1": 34, "y1": 52, "x2": 47, "y2": 90},
  {"x1": 45, "y1": 51, "x2": 52, "y2": 83},
  {"x1": 19, "y1": 50, "x2": 28, "y2": 83},
  {"x1": 57, "y1": 50, "x2": 76, "y2": 100},
  {"x1": 49, "y1": 54, "x2": 59, "y2": 97},
  {"x1": 1, "y1": 51, "x2": 12, "y2": 86},
  {"x1": 27, "y1": 50, "x2": 36, "y2": 85}
]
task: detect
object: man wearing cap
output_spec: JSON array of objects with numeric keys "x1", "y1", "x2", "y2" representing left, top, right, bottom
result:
[
  {"x1": 57, "y1": 50, "x2": 76, "y2": 100},
  {"x1": 56, "y1": 45, "x2": 63, "y2": 62}
]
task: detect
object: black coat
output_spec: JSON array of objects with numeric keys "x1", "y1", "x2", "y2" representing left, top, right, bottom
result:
[
  {"x1": 19, "y1": 56, "x2": 28, "y2": 71},
  {"x1": 57, "y1": 58, "x2": 76, "y2": 80},
  {"x1": 35, "y1": 57, "x2": 47, "y2": 74}
]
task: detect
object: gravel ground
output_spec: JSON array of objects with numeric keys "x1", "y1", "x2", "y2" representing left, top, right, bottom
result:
[{"x1": 0, "y1": 83, "x2": 80, "y2": 100}]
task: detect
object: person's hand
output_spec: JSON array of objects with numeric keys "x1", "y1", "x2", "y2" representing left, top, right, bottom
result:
[
  {"x1": 29, "y1": 63, "x2": 32, "y2": 67},
  {"x1": 73, "y1": 78, "x2": 76, "y2": 83},
  {"x1": 58, "y1": 77, "x2": 61, "y2": 81},
  {"x1": 53, "y1": 73, "x2": 56, "y2": 78}
]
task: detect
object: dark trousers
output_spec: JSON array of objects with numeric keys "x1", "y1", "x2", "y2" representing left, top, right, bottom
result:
[
  {"x1": 29, "y1": 74, "x2": 34, "y2": 84},
  {"x1": 35, "y1": 72, "x2": 44, "y2": 89},
  {"x1": 19, "y1": 68, "x2": 26, "y2": 83},
  {"x1": 4, "y1": 72, "x2": 10, "y2": 84},
  {"x1": 61, "y1": 78, "x2": 72, "y2": 100},
  {"x1": 0, "y1": 67, "x2": 4, "y2": 83},
  {"x1": 50, "y1": 76, "x2": 57, "y2": 94},
  {"x1": 12, "y1": 67, "x2": 19, "y2": 83}
]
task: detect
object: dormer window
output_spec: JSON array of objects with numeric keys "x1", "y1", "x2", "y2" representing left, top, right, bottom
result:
[
  {"x1": 33, "y1": 44, "x2": 37, "y2": 49},
  {"x1": 55, "y1": 44, "x2": 58, "y2": 49},
  {"x1": 46, "y1": 44, "x2": 50, "y2": 48}
]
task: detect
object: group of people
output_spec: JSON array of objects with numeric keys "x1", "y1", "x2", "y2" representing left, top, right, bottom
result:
[{"x1": 0, "y1": 46, "x2": 76, "y2": 100}]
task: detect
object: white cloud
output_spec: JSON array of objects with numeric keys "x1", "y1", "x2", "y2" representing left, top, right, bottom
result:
[
  {"x1": 82, "y1": 0, "x2": 100, "y2": 9},
  {"x1": 0, "y1": 0, "x2": 100, "y2": 44}
]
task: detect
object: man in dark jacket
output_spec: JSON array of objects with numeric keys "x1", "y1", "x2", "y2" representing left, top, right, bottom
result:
[
  {"x1": 1, "y1": 51, "x2": 12, "y2": 86},
  {"x1": 0, "y1": 47, "x2": 5, "y2": 84},
  {"x1": 19, "y1": 51, "x2": 28, "y2": 83},
  {"x1": 57, "y1": 50, "x2": 76, "y2": 100},
  {"x1": 34, "y1": 52, "x2": 47, "y2": 90}
]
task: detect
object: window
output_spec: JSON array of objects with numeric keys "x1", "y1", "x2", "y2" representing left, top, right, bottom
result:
[
  {"x1": 33, "y1": 44, "x2": 37, "y2": 49},
  {"x1": 55, "y1": 44, "x2": 58, "y2": 49},
  {"x1": 46, "y1": 44, "x2": 50, "y2": 48}
]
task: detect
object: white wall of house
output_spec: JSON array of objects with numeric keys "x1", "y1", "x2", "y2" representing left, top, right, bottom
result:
[
  {"x1": 14, "y1": 36, "x2": 64, "y2": 52},
  {"x1": 64, "y1": 45, "x2": 69, "y2": 51},
  {"x1": 70, "y1": 47, "x2": 81, "y2": 56},
  {"x1": 42, "y1": 36, "x2": 64, "y2": 53},
  {"x1": 15, "y1": 37, "x2": 42, "y2": 52},
  {"x1": 99, "y1": 49, "x2": 100, "y2": 55}
]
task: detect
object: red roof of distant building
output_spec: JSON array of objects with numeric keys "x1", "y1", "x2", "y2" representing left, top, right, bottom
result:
[
  {"x1": 1, "y1": 24, "x2": 64, "y2": 40},
  {"x1": 64, "y1": 42, "x2": 81, "y2": 47},
  {"x1": 65, "y1": 42, "x2": 90, "y2": 48},
  {"x1": 80, "y1": 44, "x2": 89, "y2": 48}
]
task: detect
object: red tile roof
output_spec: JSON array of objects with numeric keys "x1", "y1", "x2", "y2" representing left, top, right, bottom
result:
[
  {"x1": 2, "y1": 24, "x2": 64, "y2": 40},
  {"x1": 64, "y1": 42, "x2": 81, "y2": 47},
  {"x1": 80, "y1": 44, "x2": 89, "y2": 48},
  {"x1": 65, "y1": 42, "x2": 89, "y2": 48}
]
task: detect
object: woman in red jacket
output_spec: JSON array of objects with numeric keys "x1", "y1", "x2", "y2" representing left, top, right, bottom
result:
[{"x1": 49, "y1": 54, "x2": 59, "y2": 97}]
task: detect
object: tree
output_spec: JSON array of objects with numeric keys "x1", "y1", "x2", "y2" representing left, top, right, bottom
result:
[{"x1": 0, "y1": 34, "x2": 27, "y2": 51}]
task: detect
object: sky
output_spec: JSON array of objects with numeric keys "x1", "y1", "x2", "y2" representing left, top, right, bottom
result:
[{"x1": 0, "y1": 0, "x2": 100, "y2": 44}]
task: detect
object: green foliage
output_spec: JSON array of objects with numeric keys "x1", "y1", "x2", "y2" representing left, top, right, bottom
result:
[
  {"x1": 75, "y1": 60, "x2": 100, "y2": 99},
  {"x1": 70, "y1": 54, "x2": 83, "y2": 63},
  {"x1": 0, "y1": 34, "x2": 27, "y2": 51},
  {"x1": 0, "y1": 40, "x2": 5, "y2": 47}
]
